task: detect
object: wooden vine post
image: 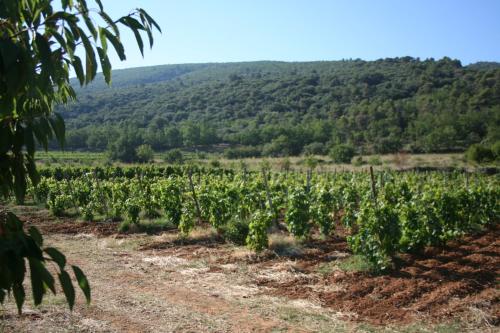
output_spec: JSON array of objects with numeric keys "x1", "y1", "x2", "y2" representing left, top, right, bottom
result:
[
  {"x1": 94, "y1": 169, "x2": 109, "y2": 218},
  {"x1": 261, "y1": 167, "x2": 279, "y2": 228},
  {"x1": 369, "y1": 166, "x2": 377, "y2": 202},
  {"x1": 306, "y1": 169, "x2": 312, "y2": 193},
  {"x1": 261, "y1": 168, "x2": 274, "y2": 212},
  {"x1": 187, "y1": 168, "x2": 203, "y2": 224},
  {"x1": 65, "y1": 171, "x2": 80, "y2": 214}
]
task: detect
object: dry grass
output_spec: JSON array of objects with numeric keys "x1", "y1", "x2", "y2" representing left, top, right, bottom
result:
[
  {"x1": 36, "y1": 151, "x2": 479, "y2": 172},
  {"x1": 201, "y1": 153, "x2": 472, "y2": 172},
  {"x1": 268, "y1": 234, "x2": 304, "y2": 257}
]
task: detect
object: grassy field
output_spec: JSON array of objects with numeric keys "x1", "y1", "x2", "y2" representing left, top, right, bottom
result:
[
  {"x1": 35, "y1": 151, "x2": 107, "y2": 166},
  {"x1": 35, "y1": 150, "x2": 495, "y2": 172}
]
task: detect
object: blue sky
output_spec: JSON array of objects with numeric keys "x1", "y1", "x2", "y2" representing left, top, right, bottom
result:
[{"x1": 98, "y1": 0, "x2": 500, "y2": 69}]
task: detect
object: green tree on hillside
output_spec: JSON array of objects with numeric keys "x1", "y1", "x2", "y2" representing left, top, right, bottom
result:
[
  {"x1": 136, "y1": 144, "x2": 154, "y2": 163},
  {"x1": 330, "y1": 144, "x2": 356, "y2": 164}
]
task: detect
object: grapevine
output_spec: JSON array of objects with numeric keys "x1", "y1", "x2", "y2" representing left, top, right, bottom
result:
[{"x1": 18, "y1": 165, "x2": 499, "y2": 271}]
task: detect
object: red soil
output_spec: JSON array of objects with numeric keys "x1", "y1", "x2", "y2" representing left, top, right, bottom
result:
[{"x1": 256, "y1": 225, "x2": 500, "y2": 325}]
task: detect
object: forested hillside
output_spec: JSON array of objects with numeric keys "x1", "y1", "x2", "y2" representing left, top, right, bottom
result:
[{"x1": 59, "y1": 57, "x2": 500, "y2": 156}]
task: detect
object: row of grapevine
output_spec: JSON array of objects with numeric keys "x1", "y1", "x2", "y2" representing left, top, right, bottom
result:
[
  {"x1": 25, "y1": 166, "x2": 499, "y2": 270},
  {"x1": 38, "y1": 165, "x2": 235, "y2": 180}
]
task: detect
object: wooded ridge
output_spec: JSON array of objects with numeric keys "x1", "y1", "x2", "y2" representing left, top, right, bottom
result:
[{"x1": 58, "y1": 57, "x2": 500, "y2": 156}]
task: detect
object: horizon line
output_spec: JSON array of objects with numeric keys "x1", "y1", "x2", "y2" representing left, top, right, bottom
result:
[{"x1": 104, "y1": 56, "x2": 499, "y2": 72}]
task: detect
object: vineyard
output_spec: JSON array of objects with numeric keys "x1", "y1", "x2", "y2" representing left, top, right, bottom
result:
[{"x1": 24, "y1": 165, "x2": 499, "y2": 271}]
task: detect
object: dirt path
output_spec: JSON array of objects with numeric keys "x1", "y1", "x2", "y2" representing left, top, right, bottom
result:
[
  {"x1": 1, "y1": 232, "x2": 352, "y2": 333},
  {"x1": 1, "y1": 207, "x2": 498, "y2": 332}
]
